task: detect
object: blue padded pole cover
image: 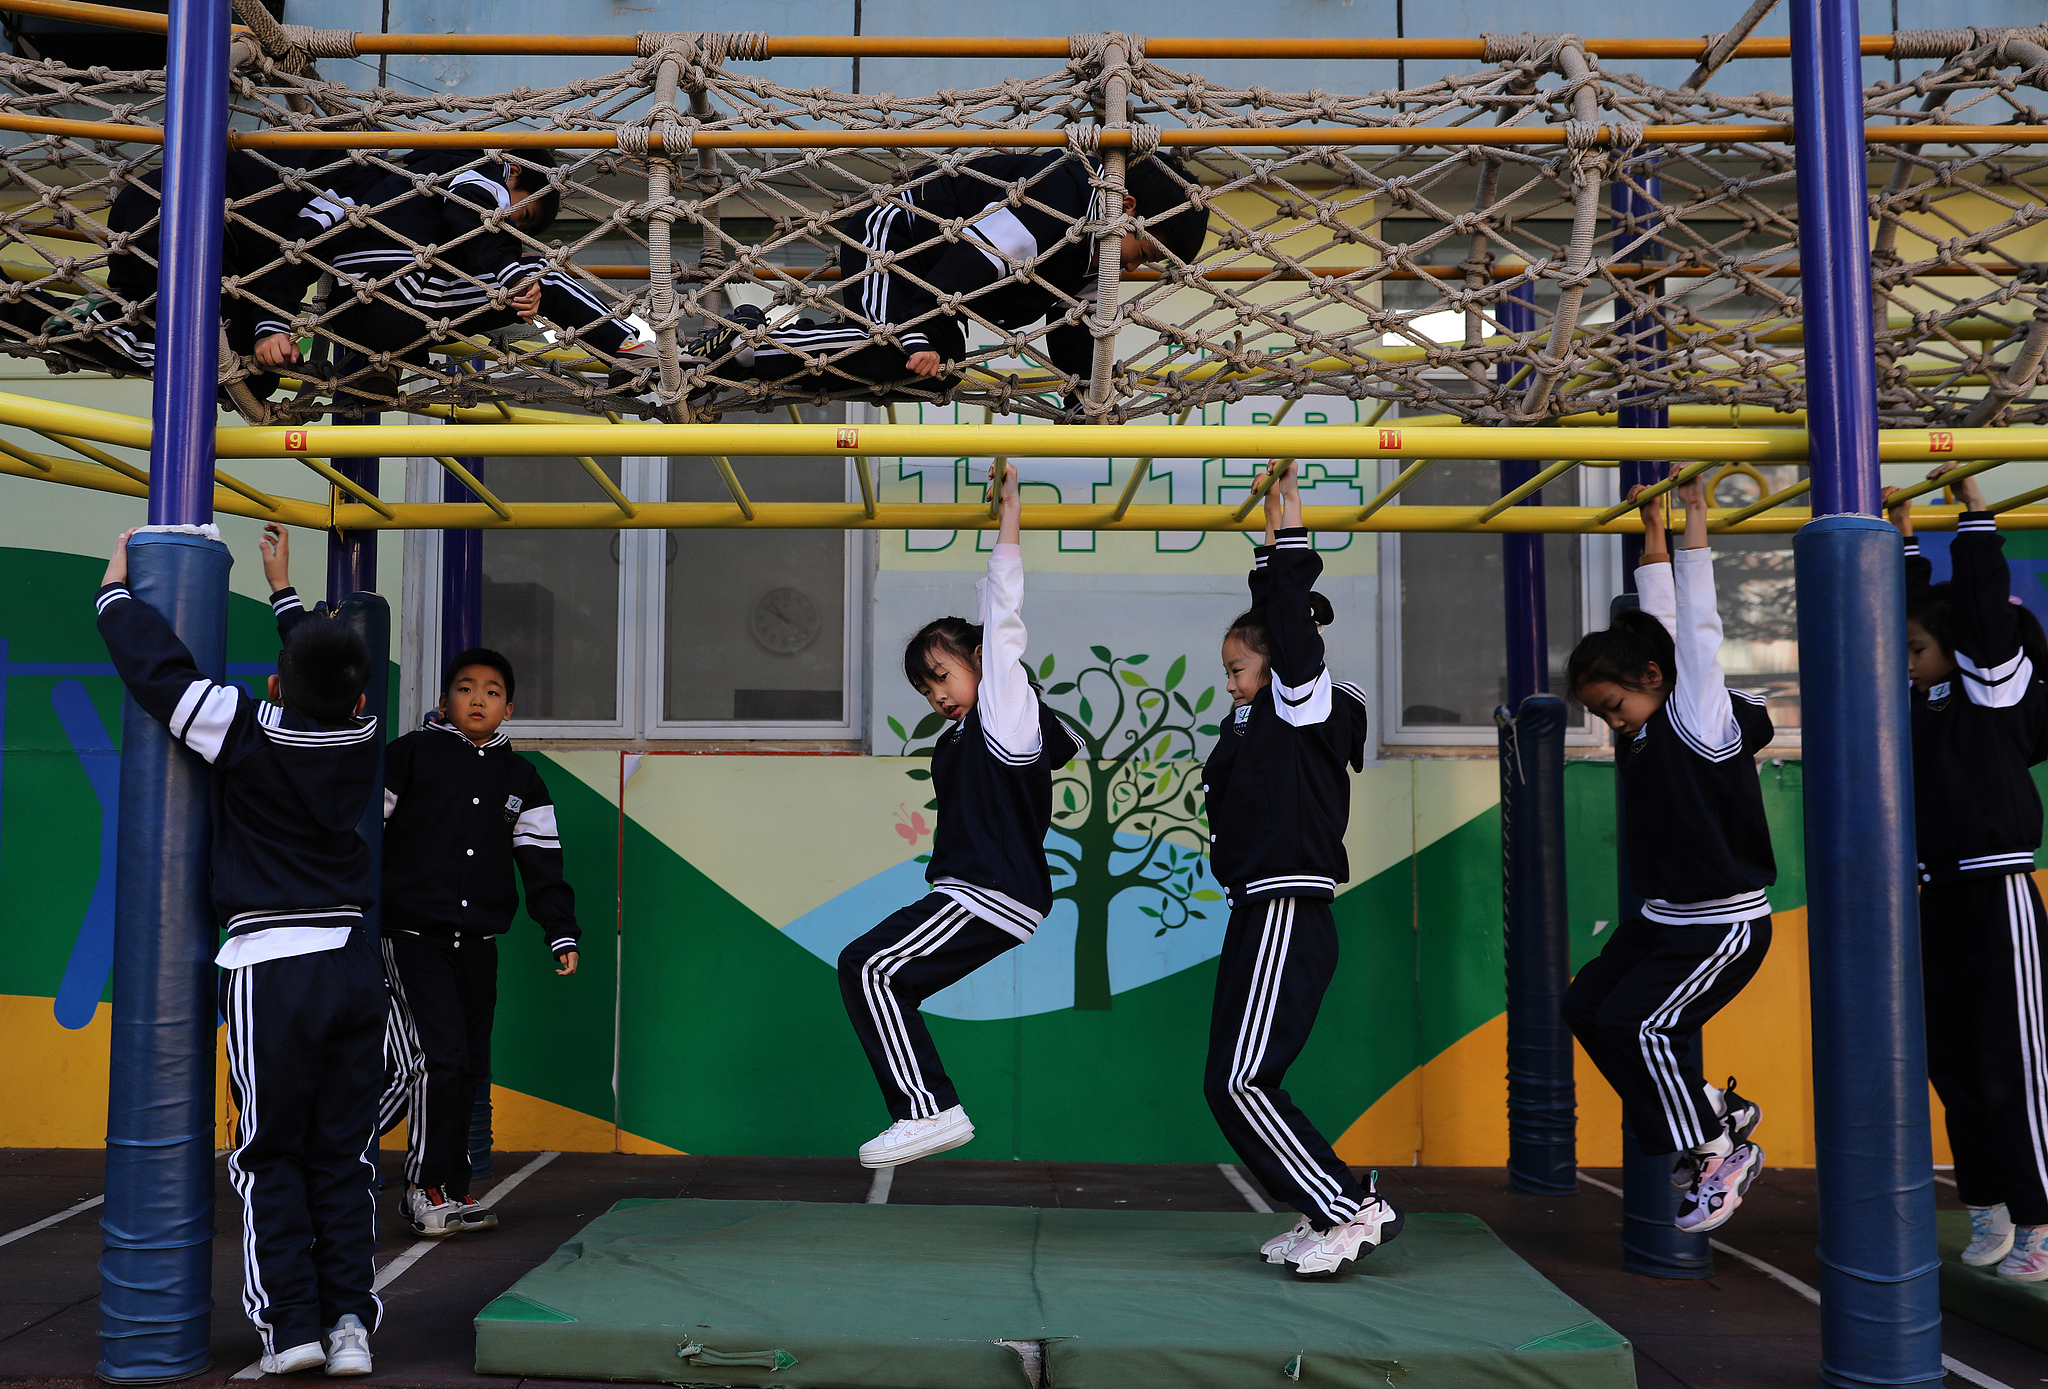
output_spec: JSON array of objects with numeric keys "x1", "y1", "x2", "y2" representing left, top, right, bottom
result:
[
  {"x1": 1796, "y1": 516, "x2": 1942, "y2": 1387},
  {"x1": 1499, "y1": 693, "x2": 1576, "y2": 1194},
  {"x1": 99, "y1": 531, "x2": 227, "y2": 1383}
]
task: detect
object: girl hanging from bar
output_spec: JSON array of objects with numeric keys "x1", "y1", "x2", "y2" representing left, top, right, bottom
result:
[
  {"x1": 1888, "y1": 463, "x2": 2048, "y2": 1284},
  {"x1": 836, "y1": 460, "x2": 1077, "y2": 1168},
  {"x1": 1563, "y1": 462, "x2": 1775, "y2": 1235},
  {"x1": 1200, "y1": 458, "x2": 1402, "y2": 1279}
]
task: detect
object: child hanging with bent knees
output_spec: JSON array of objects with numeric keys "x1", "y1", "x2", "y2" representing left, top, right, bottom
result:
[
  {"x1": 839, "y1": 462, "x2": 1077, "y2": 1167},
  {"x1": 1564, "y1": 465, "x2": 1774, "y2": 1234},
  {"x1": 1202, "y1": 459, "x2": 1400, "y2": 1279},
  {"x1": 1889, "y1": 465, "x2": 2048, "y2": 1283}
]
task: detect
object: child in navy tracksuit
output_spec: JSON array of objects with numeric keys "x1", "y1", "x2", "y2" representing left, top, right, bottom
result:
[
  {"x1": 97, "y1": 524, "x2": 383, "y2": 1377},
  {"x1": 1201, "y1": 459, "x2": 1400, "y2": 1280},
  {"x1": 1890, "y1": 464, "x2": 2048, "y2": 1282},
  {"x1": 1564, "y1": 467, "x2": 1775, "y2": 1235},
  {"x1": 249, "y1": 149, "x2": 649, "y2": 406},
  {"x1": 838, "y1": 462, "x2": 1077, "y2": 1168},
  {"x1": 377, "y1": 647, "x2": 580, "y2": 1236}
]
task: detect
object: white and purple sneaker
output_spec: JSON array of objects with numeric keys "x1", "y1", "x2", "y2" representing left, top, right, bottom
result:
[
  {"x1": 1261, "y1": 1216, "x2": 1316, "y2": 1265},
  {"x1": 1675, "y1": 1142, "x2": 1765, "y2": 1234}
]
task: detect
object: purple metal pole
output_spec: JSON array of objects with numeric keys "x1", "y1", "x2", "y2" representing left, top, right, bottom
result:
[
  {"x1": 326, "y1": 418, "x2": 379, "y2": 603},
  {"x1": 1499, "y1": 283, "x2": 1545, "y2": 706},
  {"x1": 441, "y1": 462, "x2": 484, "y2": 672},
  {"x1": 100, "y1": 0, "x2": 230, "y2": 1379},
  {"x1": 1790, "y1": 0, "x2": 1942, "y2": 1383},
  {"x1": 1613, "y1": 166, "x2": 1668, "y2": 582},
  {"x1": 147, "y1": 0, "x2": 228, "y2": 529}
]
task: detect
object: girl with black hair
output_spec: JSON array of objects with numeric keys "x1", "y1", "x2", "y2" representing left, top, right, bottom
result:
[
  {"x1": 838, "y1": 462, "x2": 1078, "y2": 1168},
  {"x1": 1562, "y1": 465, "x2": 1775, "y2": 1235},
  {"x1": 1201, "y1": 460, "x2": 1398, "y2": 1279},
  {"x1": 1889, "y1": 463, "x2": 2048, "y2": 1283}
]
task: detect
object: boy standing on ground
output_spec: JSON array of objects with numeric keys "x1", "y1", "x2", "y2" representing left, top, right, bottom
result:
[
  {"x1": 99, "y1": 525, "x2": 384, "y2": 1377},
  {"x1": 377, "y1": 647, "x2": 580, "y2": 1236}
]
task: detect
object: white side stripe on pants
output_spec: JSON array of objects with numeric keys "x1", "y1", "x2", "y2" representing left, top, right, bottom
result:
[
  {"x1": 1639, "y1": 919, "x2": 1752, "y2": 1152},
  {"x1": 223, "y1": 969, "x2": 277, "y2": 1356},
  {"x1": 1226, "y1": 899, "x2": 1359, "y2": 1226},
  {"x1": 2005, "y1": 875, "x2": 2048, "y2": 1203},
  {"x1": 378, "y1": 939, "x2": 429, "y2": 1186},
  {"x1": 857, "y1": 903, "x2": 969, "y2": 1119}
]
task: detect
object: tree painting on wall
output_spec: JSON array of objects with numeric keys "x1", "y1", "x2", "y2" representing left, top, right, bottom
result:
[{"x1": 891, "y1": 643, "x2": 1223, "y2": 1011}]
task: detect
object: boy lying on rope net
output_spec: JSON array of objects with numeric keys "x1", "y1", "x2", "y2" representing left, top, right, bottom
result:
[
  {"x1": 0, "y1": 148, "x2": 652, "y2": 415},
  {"x1": 677, "y1": 148, "x2": 1209, "y2": 412},
  {"x1": 0, "y1": 150, "x2": 385, "y2": 402}
]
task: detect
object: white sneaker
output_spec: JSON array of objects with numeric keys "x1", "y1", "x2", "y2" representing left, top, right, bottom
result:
[
  {"x1": 323, "y1": 1314, "x2": 371, "y2": 1377},
  {"x1": 1963, "y1": 1203, "x2": 2016, "y2": 1267},
  {"x1": 404, "y1": 1184, "x2": 462, "y2": 1236},
  {"x1": 1261, "y1": 1216, "x2": 1316, "y2": 1265},
  {"x1": 259, "y1": 1341, "x2": 327, "y2": 1374},
  {"x1": 1289, "y1": 1196, "x2": 1404, "y2": 1278},
  {"x1": 1997, "y1": 1225, "x2": 2048, "y2": 1282},
  {"x1": 858, "y1": 1106, "x2": 974, "y2": 1168}
]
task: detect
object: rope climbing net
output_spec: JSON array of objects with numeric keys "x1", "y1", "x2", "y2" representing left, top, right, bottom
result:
[{"x1": 0, "y1": 14, "x2": 2045, "y2": 435}]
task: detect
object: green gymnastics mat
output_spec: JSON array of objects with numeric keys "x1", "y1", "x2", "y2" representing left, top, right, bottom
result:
[
  {"x1": 475, "y1": 1199, "x2": 1634, "y2": 1389},
  {"x1": 1937, "y1": 1209, "x2": 2048, "y2": 1353}
]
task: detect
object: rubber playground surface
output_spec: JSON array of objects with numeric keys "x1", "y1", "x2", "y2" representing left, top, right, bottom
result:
[{"x1": 0, "y1": 1149, "x2": 2036, "y2": 1389}]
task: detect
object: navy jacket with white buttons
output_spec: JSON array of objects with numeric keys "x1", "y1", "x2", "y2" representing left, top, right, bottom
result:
[
  {"x1": 381, "y1": 712, "x2": 579, "y2": 956},
  {"x1": 1202, "y1": 529, "x2": 1369, "y2": 905}
]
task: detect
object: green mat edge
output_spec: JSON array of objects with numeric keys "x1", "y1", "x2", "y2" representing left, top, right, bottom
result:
[
  {"x1": 473, "y1": 1201, "x2": 1637, "y2": 1389},
  {"x1": 1936, "y1": 1209, "x2": 2048, "y2": 1354}
]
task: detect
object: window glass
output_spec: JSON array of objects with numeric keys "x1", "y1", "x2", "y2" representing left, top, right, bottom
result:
[
  {"x1": 1396, "y1": 459, "x2": 1581, "y2": 729},
  {"x1": 665, "y1": 425, "x2": 847, "y2": 723},
  {"x1": 1702, "y1": 463, "x2": 1800, "y2": 727},
  {"x1": 477, "y1": 457, "x2": 623, "y2": 723}
]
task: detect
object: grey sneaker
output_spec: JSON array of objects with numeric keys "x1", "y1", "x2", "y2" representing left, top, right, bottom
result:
[
  {"x1": 323, "y1": 1314, "x2": 371, "y2": 1377},
  {"x1": 1963, "y1": 1203, "x2": 2016, "y2": 1267}
]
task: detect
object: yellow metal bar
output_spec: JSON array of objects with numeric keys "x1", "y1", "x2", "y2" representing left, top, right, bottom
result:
[
  {"x1": 43, "y1": 432, "x2": 147, "y2": 483},
  {"x1": 264, "y1": 497, "x2": 2048, "y2": 534},
  {"x1": 296, "y1": 455, "x2": 396, "y2": 519},
  {"x1": 1990, "y1": 481, "x2": 2048, "y2": 516},
  {"x1": 574, "y1": 457, "x2": 636, "y2": 517},
  {"x1": 855, "y1": 456, "x2": 877, "y2": 519},
  {"x1": 1231, "y1": 465, "x2": 1282, "y2": 524},
  {"x1": 1478, "y1": 459, "x2": 1582, "y2": 522},
  {"x1": 1358, "y1": 460, "x2": 1432, "y2": 521},
  {"x1": 433, "y1": 457, "x2": 510, "y2": 521},
  {"x1": 1591, "y1": 458, "x2": 1719, "y2": 526},
  {"x1": 0, "y1": 445, "x2": 329, "y2": 526},
  {"x1": 0, "y1": 438, "x2": 53, "y2": 472},
  {"x1": 709, "y1": 456, "x2": 755, "y2": 520},
  {"x1": 1879, "y1": 455, "x2": 2012, "y2": 507},
  {"x1": 1710, "y1": 478, "x2": 1811, "y2": 529},
  {"x1": 987, "y1": 459, "x2": 1007, "y2": 521},
  {"x1": 1112, "y1": 408, "x2": 1195, "y2": 522}
]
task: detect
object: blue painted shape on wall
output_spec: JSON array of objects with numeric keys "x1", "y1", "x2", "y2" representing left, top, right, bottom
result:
[
  {"x1": 50, "y1": 678, "x2": 120, "y2": 1030},
  {"x1": 777, "y1": 834, "x2": 1228, "y2": 1020}
]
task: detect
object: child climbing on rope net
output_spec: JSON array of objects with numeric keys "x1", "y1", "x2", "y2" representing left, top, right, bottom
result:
[
  {"x1": 679, "y1": 149, "x2": 1209, "y2": 409},
  {"x1": 250, "y1": 149, "x2": 654, "y2": 412}
]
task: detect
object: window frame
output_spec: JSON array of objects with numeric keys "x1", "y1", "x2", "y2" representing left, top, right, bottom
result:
[
  {"x1": 644, "y1": 457, "x2": 868, "y2": 742},
  {"x1": 1374, "y1": 456, "x2": 1611, "y2": 751},
  {"x1": 399, "y1": 454, "x2": 869, "y2": 743}
]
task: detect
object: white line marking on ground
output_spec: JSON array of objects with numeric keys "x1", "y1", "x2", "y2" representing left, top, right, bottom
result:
[
  {"x1": 1576, "y1": 1170, "x2": 2014, "y2": 1389},
  {"x1": 1933, "y1": 1173, "x2": 1958, "y2": 1188},
  {"x1": 230, "y1": 1151, "x2": 562, "y2": 1380},
  {"x1": 865, "y1": 1167, "x2": 893, "y2": 1204},
  {"x1": 0, "y1": 1194, "x2": 102, "y2": 1248},
  {"x1": 1218, "y1": 1163, "x2": 1273, "y2": 1213}
]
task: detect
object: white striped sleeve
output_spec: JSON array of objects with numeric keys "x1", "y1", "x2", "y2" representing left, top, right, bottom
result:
[
  {"x1": 1667, "y1": 548, "x2": 1742, "y2": 760},
  {"x1": 512, "y1": 804, "x2": 560, "y2": 849},
  {"x1": 975, "y1": 542, "x2": 1043, "y2": 763},
  {"x1": 169, "y1": 679, "x2": 242, "y2": 764}
]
